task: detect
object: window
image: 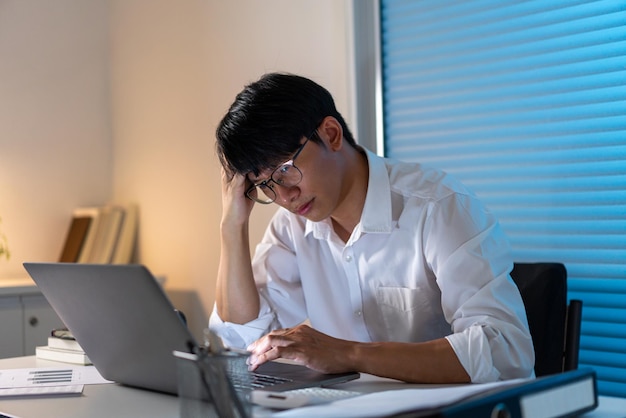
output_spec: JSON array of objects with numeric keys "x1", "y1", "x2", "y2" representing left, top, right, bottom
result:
[{"x1": 368, "y1": 0, "x2": 626, "y2": 396}]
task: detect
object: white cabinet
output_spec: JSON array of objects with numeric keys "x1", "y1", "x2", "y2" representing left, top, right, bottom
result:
[
  {"x1": 0, "y1": 295, "x2": 24, "y2": 358},
  {"x1": 22, "y1": 294, "x2": 65, "y2": 355},
  {"x1": 0, "y1": 279, "x2": 65, "y2": 358}
]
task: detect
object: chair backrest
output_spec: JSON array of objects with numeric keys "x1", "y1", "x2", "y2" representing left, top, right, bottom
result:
[{"x1": 510, "y1": 262, "x2": 582, "y2": 377}]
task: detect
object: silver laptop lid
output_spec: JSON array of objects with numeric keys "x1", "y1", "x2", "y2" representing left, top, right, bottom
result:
[{"x1": 23, "y1": 262, "x2": 196, "y2": 394}]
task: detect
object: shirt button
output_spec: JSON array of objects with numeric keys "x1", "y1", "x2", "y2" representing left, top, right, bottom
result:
[
  {"x1": 345, "y1": 255, "x2": 352, "y2": 262},
  {"x1": 355, "y1": 310, "x2": 362, "y2": 316}
]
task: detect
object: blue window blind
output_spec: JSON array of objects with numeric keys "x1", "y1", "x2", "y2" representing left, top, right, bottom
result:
[{"x1": 380, "y1": 0, "x2": 626, "y2": 397}]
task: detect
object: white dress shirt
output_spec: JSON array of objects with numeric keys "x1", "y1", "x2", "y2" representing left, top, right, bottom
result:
[{"x1": 210, "y1": 150, "x2": 534, "y2": 383}]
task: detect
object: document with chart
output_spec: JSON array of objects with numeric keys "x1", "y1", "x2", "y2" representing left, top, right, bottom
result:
[{"x1": 0, "y1": 366, "x2": 112, "y2": 397}]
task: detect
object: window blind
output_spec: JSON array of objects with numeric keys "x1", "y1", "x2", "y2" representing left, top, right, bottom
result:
[{"x1": 380, "y1": 0, "x2": 626, "y2": 397}]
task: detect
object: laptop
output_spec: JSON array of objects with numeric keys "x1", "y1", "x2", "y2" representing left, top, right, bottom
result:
[{"x1": 23, "y1": 262, "x2": 359, "y2": 395}]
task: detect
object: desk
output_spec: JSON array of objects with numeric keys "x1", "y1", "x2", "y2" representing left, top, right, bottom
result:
[{"x1": 1, "y1": 356, "x2": 625, "y2": 418}]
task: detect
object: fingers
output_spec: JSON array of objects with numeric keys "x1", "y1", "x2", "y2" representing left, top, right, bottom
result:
[
  {"x1": 246, "y1": 327, "x2": 310, "y2": 370},
  {"x1": 246, "y1": 332, "x2": 280, "y2": 370},
  {"x1": 246, "y1": 325, "x2": 355, "y2": 374},
  {"x1": 247, "y1": 328, "x2": 294, "y2": 354},
  {"x1": 220, "y1": 166, "x2": 234, "y2": 183},
  {"x1": 220, "y1": 169, "x2": 256, "y2": 225},
  {"x1": 221, "y1": 168, "x2": 247, "y2": 193},
  {"x1": 247, "y1": 342, "x2": 304, "y2": 371},
  {"x1": 247, "y1": 346, "x2": 279, "y2": 371}
]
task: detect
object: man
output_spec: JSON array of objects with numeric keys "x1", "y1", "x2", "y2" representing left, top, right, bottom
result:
[{"x1": 209, "y1": 72, "x2": 534, "y2": 384}]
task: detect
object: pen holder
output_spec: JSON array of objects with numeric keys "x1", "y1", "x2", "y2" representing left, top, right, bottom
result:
[{"x1": 174, "y1": 350, "x2": 252, "y2": 418}]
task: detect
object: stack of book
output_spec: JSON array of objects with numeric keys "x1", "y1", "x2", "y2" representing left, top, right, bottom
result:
[
  {"x1": 36, "y1": 330, "x2": 92, "y2": 365},
  {"x1": 58, "y1": 203, "x2": 138, "y2": 264}
]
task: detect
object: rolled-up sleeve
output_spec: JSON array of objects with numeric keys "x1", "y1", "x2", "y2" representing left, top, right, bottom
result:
[
  {"x1": 208, "y1": 298, "x2": 275, "y2": 348},
  {"x1": 426, "y1": 193, "x2": 535, "y2": 382}
]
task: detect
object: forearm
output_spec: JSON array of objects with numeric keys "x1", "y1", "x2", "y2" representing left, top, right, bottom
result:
[
  {"x1": 215, "y1": 221, "x2": 260, "y2": 324},
  {"x1": 249, "y1": 325, "x2": 470, "y2": 384},
  {"x1": 349, "y1": 338, "x2": 470, "y2": 384}
]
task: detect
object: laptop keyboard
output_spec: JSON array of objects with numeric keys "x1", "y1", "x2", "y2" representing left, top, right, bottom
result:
[{"x1": 231, "y1": 371, "x2": 293, "y2": 390}]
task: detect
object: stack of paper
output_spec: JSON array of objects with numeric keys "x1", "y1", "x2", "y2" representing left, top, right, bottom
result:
[{"x1": 35, "y1": 331, "x2": 91, "y2": 365}]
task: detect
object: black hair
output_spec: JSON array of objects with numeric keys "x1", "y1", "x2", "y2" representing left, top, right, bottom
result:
[{"x1": 215, "y1": 72, "x2": 356, "y2": 176}]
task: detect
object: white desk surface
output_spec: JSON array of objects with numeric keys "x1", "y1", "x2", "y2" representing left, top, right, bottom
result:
[{"x1": 1, "y1": 356, "x2": 624, "y2": 418}]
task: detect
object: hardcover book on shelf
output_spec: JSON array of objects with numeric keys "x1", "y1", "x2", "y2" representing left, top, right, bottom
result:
[
  {"x1": 86, "y1": 205, "x2": 125, "y2": 264},
  {"x1": 35, "y1": 346, "x2": 92, "y2": 365},
  {"x1": 58, "y1": 216, "x2": 92, "y2": 262},
  {"x1": 111, "y1": 203, "x2": 138, "y2": 264},
  {"x1": 74, "y1": 207, "x2": 102, "y2": 263},
  {"x1": 61, "y1": 204, "x2": 138, "y2": 265}
]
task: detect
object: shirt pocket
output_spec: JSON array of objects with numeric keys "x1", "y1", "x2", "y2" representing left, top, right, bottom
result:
[{"x1": 376, "y1": 286, "x2": 450, "y2": 342}]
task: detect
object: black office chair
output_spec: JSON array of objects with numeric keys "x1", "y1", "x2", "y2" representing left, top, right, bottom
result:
[{"x1": 510, "y1": 262, "x2": 583, "y2": 377}]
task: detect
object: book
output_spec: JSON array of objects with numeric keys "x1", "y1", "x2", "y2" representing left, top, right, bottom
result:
[
  {"x1": 58, "y1": 216, "x2": 92, "y2": 262},
  {"x1": 48, "y1": 336, "x2": 84, "y2": 353},
  {"x1": 35, "y1": 346, "x2": 92, "y2": 365},
  {"x1": 85, "y1": 205, "x2": 125, "y2": 264},
  {"x1": 111, "y1": 203, "x2": 138, "y2": 264},
  {"x1": 61, "y1": 204, "x2": 139, "y2": 265},
  {"x1": 74, "y1": 207, "x2": 102, "y2": 263}
]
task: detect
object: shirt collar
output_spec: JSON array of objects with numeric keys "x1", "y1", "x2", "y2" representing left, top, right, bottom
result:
[
  {"x1": 360, "y1": 149, "x2": 393, "y2": 233},
  {"x1": 305, "y1": 149, "x2": 393, "y2": 239}
]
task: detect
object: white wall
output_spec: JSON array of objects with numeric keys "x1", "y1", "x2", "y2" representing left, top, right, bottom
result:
[
  {"x1": 109, "y1": 0, "x2": 355, "y2": 337},
  {"x1": 0, "y1": 0, "x2": 112, "y2": 277},
  {"x1": 0, "y1": 0, "x2": 355, "y2": 339}
]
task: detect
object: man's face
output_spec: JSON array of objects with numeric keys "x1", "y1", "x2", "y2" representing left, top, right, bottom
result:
[{"x1": 247, "y1": 134, "x2": 344, "y2": 222}]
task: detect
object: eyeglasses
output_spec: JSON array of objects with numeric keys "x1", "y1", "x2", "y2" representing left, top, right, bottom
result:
[{"x1": 245, "y1": 134, "x2": 313, "y2": 204}]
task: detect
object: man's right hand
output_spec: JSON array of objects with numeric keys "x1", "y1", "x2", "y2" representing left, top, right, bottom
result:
[{"x1": 220, "y1": 168, "x2": 255, "y2": 228}]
